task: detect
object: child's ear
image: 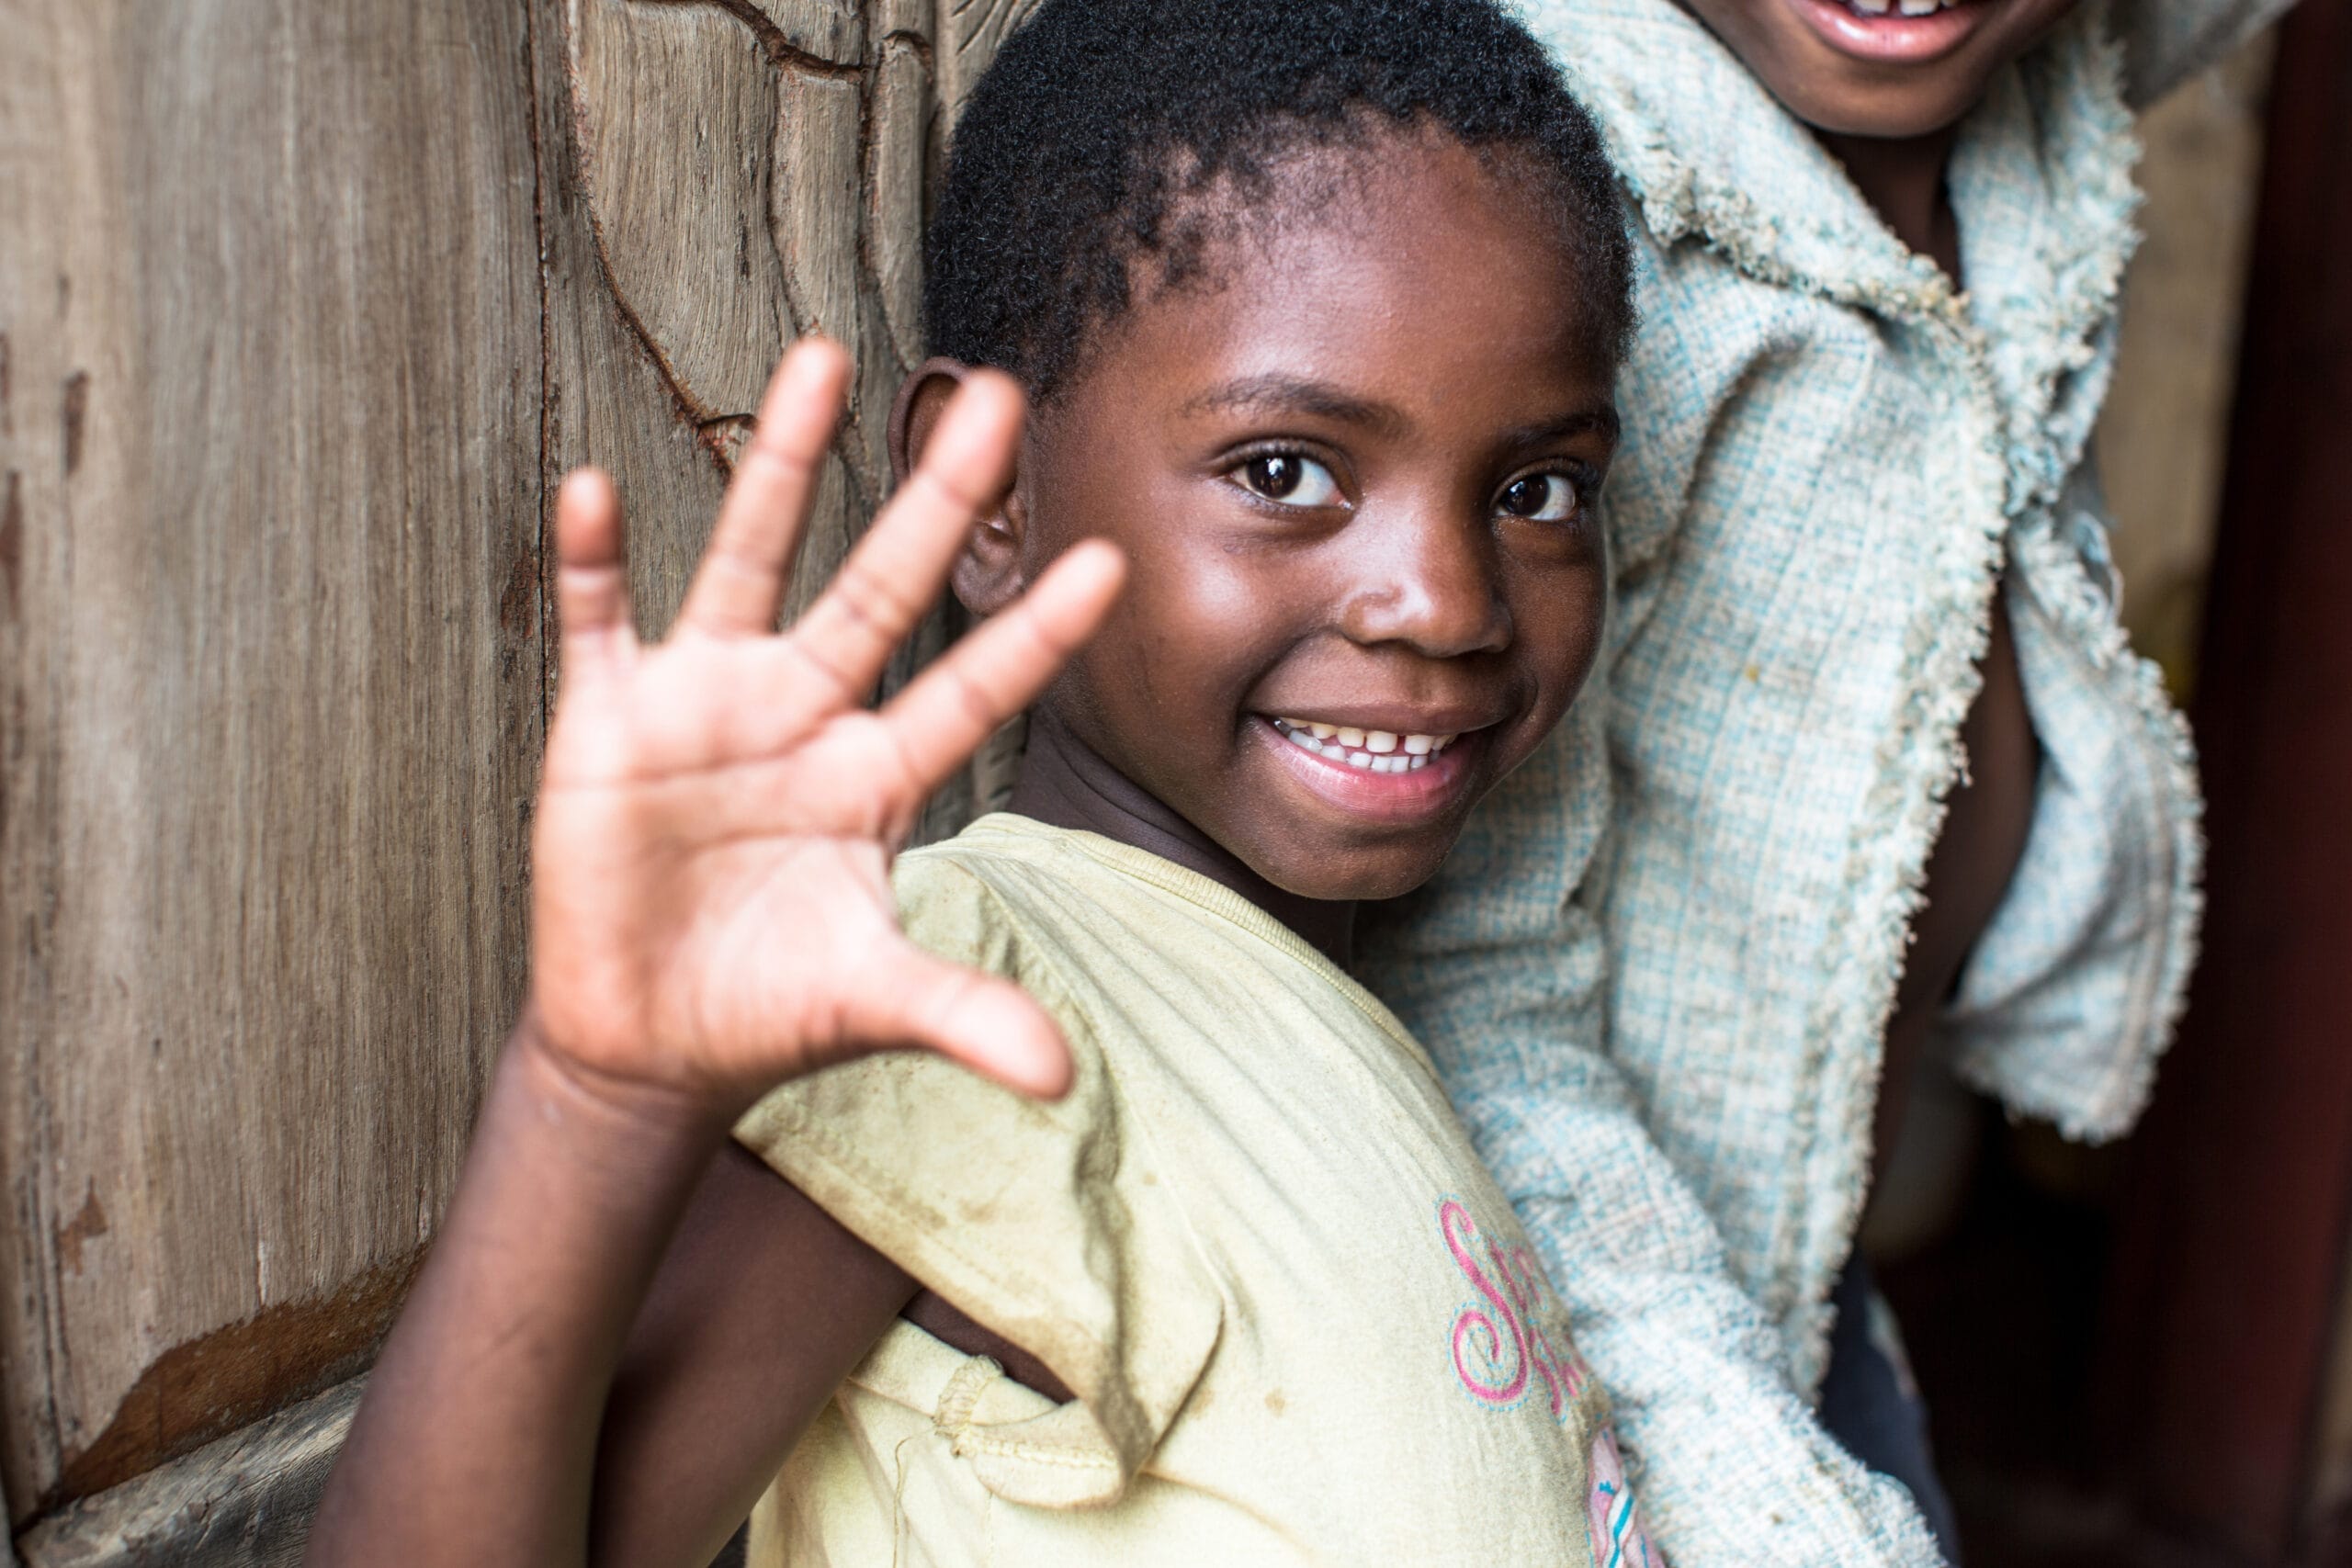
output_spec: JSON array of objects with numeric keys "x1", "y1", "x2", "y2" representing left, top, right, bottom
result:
[{"x1": 891, "y1": 355, "x2": 1030, "y2": 618}]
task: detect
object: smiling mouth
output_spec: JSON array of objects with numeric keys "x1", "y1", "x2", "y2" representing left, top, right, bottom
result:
[
  {"x1": 1269, "y1": 716, "x2": 1460, "y2": 774},
  {"x1": 1794, "y1": 0, "x2": 1986, "y2": 53}
]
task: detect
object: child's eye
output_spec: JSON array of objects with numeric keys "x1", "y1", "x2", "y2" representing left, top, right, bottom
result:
[
  {"x1": 1233, "y1": 453, "x2": 1344, "y2": 508},
  {"x1": 1498, "y1": 473, "x2": 1579, "y2": 523}
]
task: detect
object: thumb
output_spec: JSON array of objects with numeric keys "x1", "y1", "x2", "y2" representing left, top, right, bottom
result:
[{"x1": 840, "y1": 938, "x2": 1074, "y2": 1100}]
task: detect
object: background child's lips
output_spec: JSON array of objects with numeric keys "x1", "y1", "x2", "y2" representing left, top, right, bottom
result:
[{"x1": 1788, "y1": 0, "x2": 1994, "y2": 62}]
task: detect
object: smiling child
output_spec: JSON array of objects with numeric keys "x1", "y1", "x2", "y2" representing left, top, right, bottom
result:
[{"x1": 305, "y1": 3, "x2": 1669, "y2": 1564}]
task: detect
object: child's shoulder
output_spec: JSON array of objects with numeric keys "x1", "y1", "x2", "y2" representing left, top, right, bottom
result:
[
  {"x1": 888, "y1": 813, "x2": 1112, "y2": 1015},
  {"x1": 891, "y1": 811, "x2": 1081, "y2": 915},
  {"x1": 893, "y1": 812, "x2": 1265, "y2": 1006}
]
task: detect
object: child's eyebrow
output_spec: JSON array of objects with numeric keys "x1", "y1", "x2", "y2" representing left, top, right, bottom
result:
[
  {"x1": 1498, "y1": 405, "x2": 1621, "y2": 451},
  {"x1": 1182, "y1": 375, "x2": 1618, "y2": 451},
  {"x1": 1183, "y1": 374, "x2": 1408, "y2": 435}
]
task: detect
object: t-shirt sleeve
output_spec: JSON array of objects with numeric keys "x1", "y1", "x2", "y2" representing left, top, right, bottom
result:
[{"x1": 732, "y1": 851, "x2": 1223, "y2": 1507}]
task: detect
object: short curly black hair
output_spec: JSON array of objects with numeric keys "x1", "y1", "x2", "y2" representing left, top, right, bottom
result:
[{"x1": 924, "y1": 0, "x2": 1635, "y2": 405}]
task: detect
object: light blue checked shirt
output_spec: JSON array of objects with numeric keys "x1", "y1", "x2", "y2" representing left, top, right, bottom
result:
[{"x1": 1360, "y1": 2, "x2": 2289, "y2": 1561}]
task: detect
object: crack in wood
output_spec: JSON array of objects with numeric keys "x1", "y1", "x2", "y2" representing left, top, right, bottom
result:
[
  {"x1": 55, "y1": 377, "x2": 85, "y2": 480},
  {"x1": 624, "y1": 0, "x2": 865, "y2": 80},
  {"x1": 0, "y1": 473, "x2": 21, "y2": 618},
  {"x1": 524, "y1": 0, "x2": 560, "y2": 736}
]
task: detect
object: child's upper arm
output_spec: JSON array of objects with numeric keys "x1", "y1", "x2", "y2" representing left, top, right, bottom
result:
[{"x1": 585, "y1": 1142, "x2": 916, "y2": 1568}]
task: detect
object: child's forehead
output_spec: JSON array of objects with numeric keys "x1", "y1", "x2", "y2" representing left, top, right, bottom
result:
[{"x1": 1058, "y1": 132, "x2": 1610, "y2": 402}]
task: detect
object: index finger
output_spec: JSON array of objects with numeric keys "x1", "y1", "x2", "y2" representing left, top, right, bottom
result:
[
  {"x1": 785, "y1": 371, "x2": 1026, "y2": 702},
  {"x1": 675, "y1": 339, "x2": 851, "y2": 640}
]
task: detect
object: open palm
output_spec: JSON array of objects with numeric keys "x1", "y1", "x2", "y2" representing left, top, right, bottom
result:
[{"x1": 530, "y1": 341, "x2": 1122, "y2": 1109}]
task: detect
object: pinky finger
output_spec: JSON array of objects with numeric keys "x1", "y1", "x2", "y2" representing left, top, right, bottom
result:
[
  {"x1": 877, "y1": 540, "x2": 1126, "y2": 796},
  {"x1": 553, "y1": 468, "x2": 639, "y2": 680}
]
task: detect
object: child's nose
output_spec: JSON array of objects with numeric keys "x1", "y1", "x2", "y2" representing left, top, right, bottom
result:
[{"x1": 1336, "y1": 511, "x2": 1511, "y2": 658}]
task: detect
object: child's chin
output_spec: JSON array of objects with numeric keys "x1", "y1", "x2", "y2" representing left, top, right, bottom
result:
[{"x1": 1269, "y1": 840, "x2": 1457, "y2": 906}]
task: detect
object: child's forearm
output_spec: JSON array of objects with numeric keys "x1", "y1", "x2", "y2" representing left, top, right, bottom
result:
[
  {"x1": 307, "y1": 1014, "x2": 730, "y2": 1567},
  {"x1": 300, "y1": 355, "x2": 1101, "y2": 1564}
]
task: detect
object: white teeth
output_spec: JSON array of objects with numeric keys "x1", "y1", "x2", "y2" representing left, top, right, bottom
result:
[
  {"x1": 1852, "y1": 0, "x2": 1893, "y2": 12},
  {"x1": 1270, "y1": 718, "x2": 1456, "y2": 775},
  {"x1": 1896, "y1": 0, "x2": 1938, "y2": 14}
]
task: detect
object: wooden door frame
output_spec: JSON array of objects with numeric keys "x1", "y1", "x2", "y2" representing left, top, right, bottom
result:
[{"x1": 2099, "y1": 0, "x2": 2352, "y2": 1555}]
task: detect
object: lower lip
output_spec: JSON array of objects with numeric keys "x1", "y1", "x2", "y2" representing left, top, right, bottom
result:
[
  {"x1": 1790, "y1": 0, "x2": 1989, "y2": 62},
  {"x1": 1253, "y1": 717, "x2": 1483, "y2": 825}
]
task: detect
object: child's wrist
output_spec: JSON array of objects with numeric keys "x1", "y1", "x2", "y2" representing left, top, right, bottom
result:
[{"x1": 507, "y1": 1006, "x2": 744, "y2": 1152}]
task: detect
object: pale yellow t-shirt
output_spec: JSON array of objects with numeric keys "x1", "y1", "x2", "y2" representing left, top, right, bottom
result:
[{"x1": 734, "y1": 815, "x2": 1663, "y2": 1567}]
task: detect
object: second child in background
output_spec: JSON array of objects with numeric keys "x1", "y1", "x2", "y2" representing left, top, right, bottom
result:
[{"x1": 1365, "y1": 0, "x2": 2292, "y2": 1562}]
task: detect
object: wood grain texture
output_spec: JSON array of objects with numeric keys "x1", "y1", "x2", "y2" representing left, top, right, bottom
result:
[
  {"x1": 0, "y1": 0, "x2": 542, "y2": 1523},
  {"x1": 0, "y1": 0, "x2": 1045, "y2": 1541},
  {"x1": 548, "y1": 0, "x2": 1013, "y2": 843},
  {"x1": 742, "y1": 0, "x2": 867, "y2": 65},
  {"x1": 13, "y1": 1381, "x2": 359, "y2": 1568},
  {"x1": 940, "y1": 0, "x2": 1045, "y2": 118}
]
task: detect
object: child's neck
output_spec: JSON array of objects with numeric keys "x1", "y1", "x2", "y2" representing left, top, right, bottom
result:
[
  {"x1": 1007, "y1": 707, "x2": 1359, "y2": 967},
  {"x1": 1813, "y1": 122, "x2": 1963, "y2": 281}
]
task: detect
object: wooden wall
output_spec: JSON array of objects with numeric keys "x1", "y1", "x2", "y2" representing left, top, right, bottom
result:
[{"x1": 0, "y1": 0, "x2": 1034, "y2": 1552}]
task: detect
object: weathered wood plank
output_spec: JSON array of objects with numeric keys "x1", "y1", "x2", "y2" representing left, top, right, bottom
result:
[
  {"x1": 939, "y1": 0, "x2": 1045, "y2": 118},
  {"x1": 0, "y1": 0, "x2": 1051, "y2": 1537},
  {"x1": 570, "y1": 0, "x2": 795, "y2": 428},
  {"x1": 0, "y1": 0, "x2": 543, "y2": 1520},
  {"x1": 867, "y1": 39, "x2": 932, "y2": 374},
  {"x1": 741, "y1": 0, "x2": 866, "y2": 65},
  {"x1": 549, "y1": 0, "x2": 1038, "y2": 840},
  {"x1": 14, "y1": 1381, "x2": 359, "y2": 1568},
  {"x1": 538, "y1": 0, "x2": 739, "y2": 648}
]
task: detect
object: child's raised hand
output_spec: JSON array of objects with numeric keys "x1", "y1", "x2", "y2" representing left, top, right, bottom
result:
[{"x1": 529, "y1": 339, "x2": 1123, "y2": 1111}]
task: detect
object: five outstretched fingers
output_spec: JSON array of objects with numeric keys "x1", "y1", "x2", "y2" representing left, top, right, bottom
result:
[
  {"x1": 788, "y1": 371, "x2": 1027, "y2": 703},
  {"x1": 553, "y1": 468, "x2": 638, "y2": 678},
  {"x1": 879, "y1": 539, "x2": 1125, "y2": 797},
  {"x1": 678, "y1": 339, "x2": 853, "y2": 640}
]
